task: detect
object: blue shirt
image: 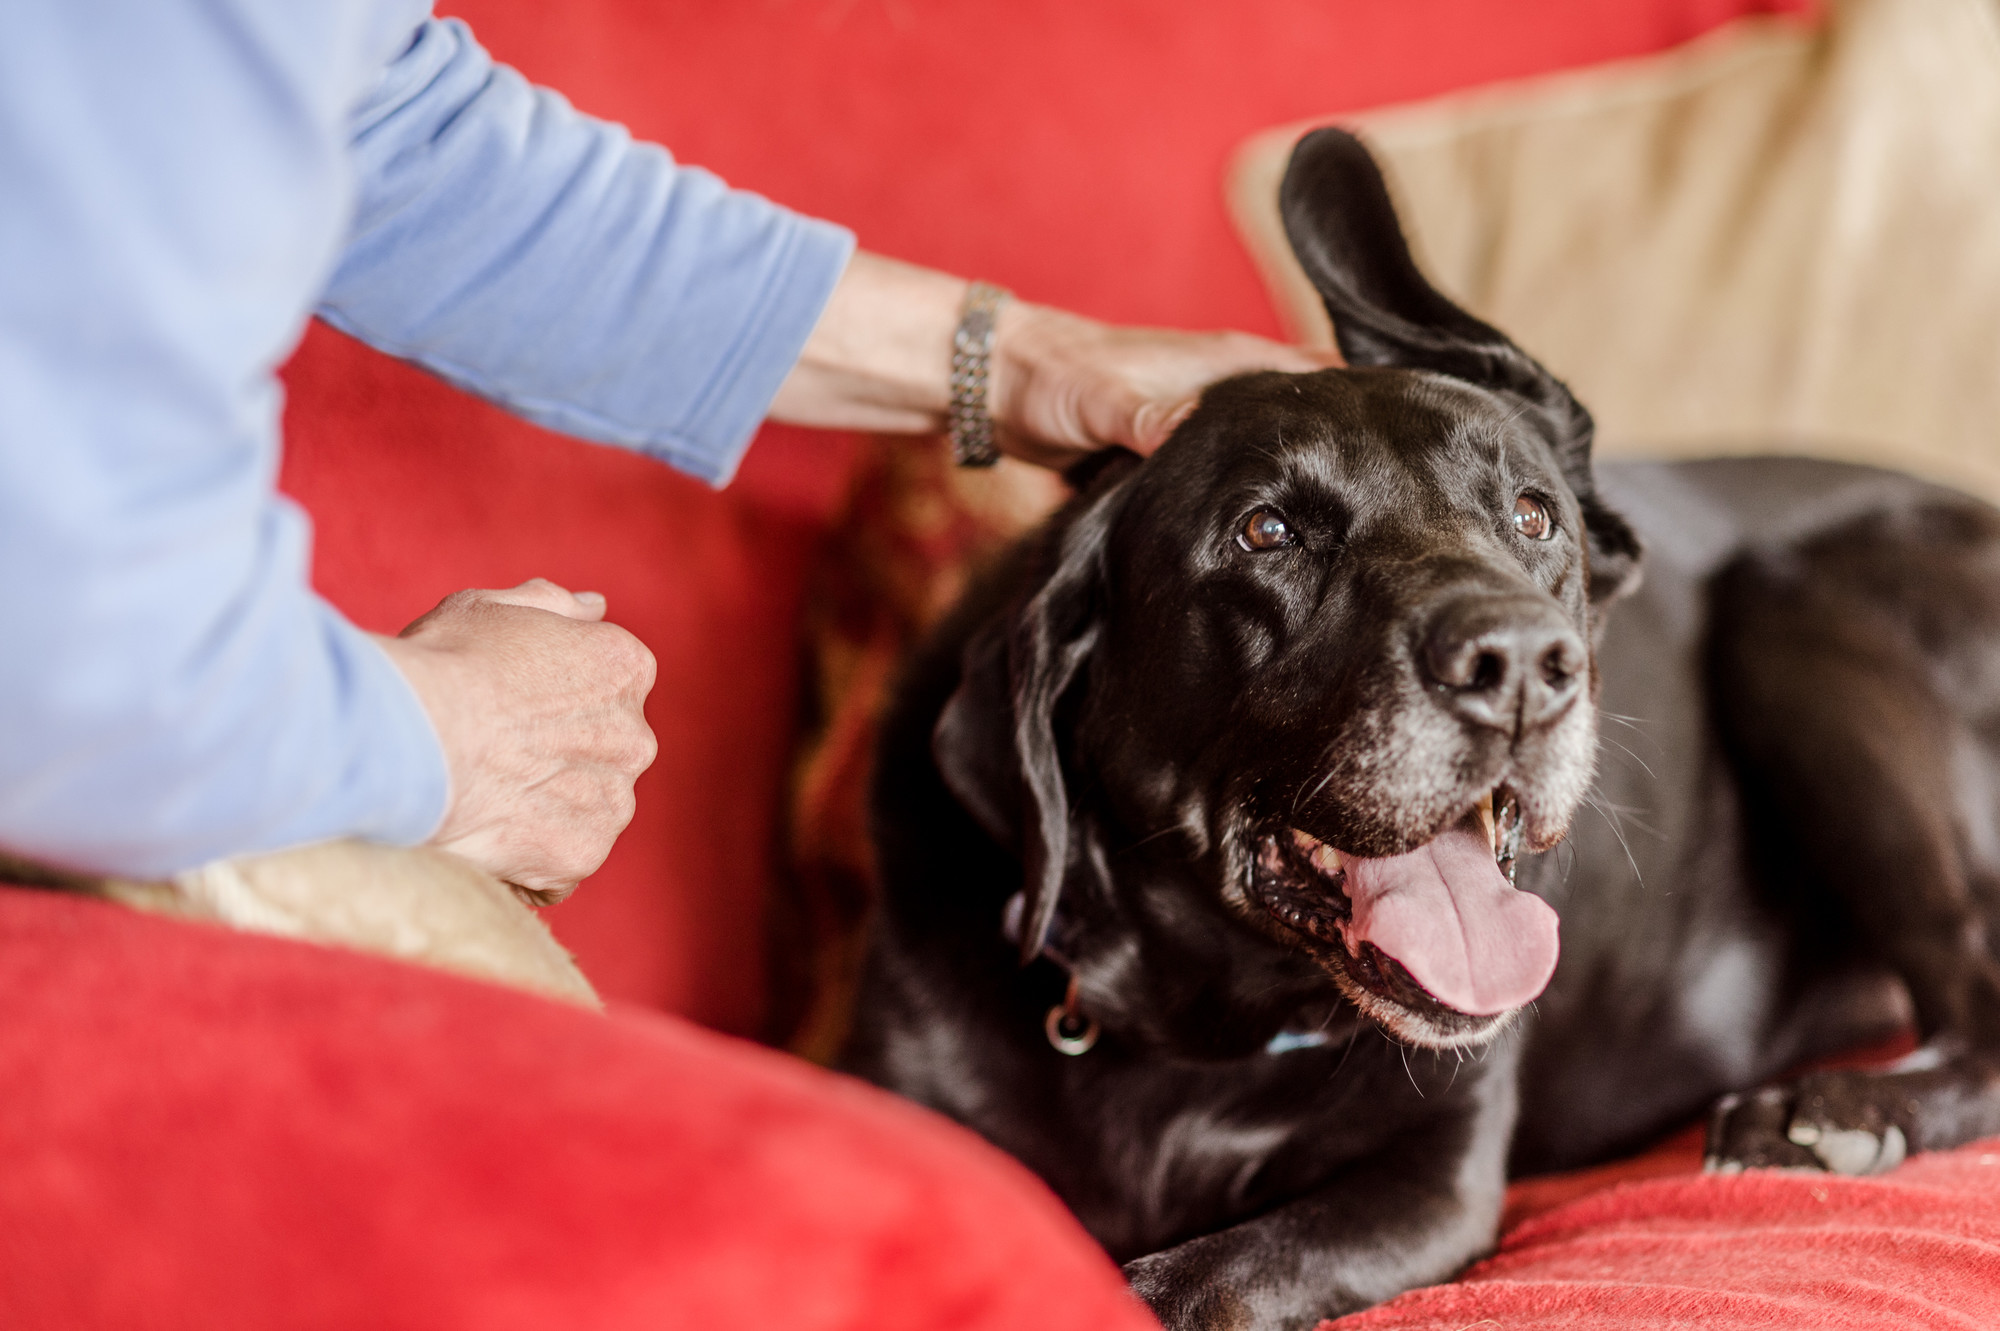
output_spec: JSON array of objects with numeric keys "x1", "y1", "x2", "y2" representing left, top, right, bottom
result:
[{"x1": 0, "y1": 2, "x2": 855, "y2": 877}]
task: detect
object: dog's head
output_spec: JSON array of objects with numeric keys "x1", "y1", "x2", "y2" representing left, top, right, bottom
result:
[{"x1": 935, "y1": 129, "x2": 1641, "y2": 1050}]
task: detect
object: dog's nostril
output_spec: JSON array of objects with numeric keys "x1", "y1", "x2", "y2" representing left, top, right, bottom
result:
[
  {"x1": 1424, "y1": 633, "x2": 1513, "y2": 692},
  {"x1": 1424, "y1": 616, "x2": 1522, "y2": 694},
  {"x1": 1540, "y1": 643, "x2": 1576, "y2": 689}
]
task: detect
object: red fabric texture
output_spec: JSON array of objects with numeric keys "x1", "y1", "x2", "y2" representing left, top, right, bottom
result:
[
  {"x1": 0, "y1": 885, "x2": 1149, "y2": 1331},
  {"x1": 1332, "y1": 1140, "x2": 2000, "y2": 1330},
  {"x1": 280, "y1": 0, "x2": 1813, "y2": 1032}
]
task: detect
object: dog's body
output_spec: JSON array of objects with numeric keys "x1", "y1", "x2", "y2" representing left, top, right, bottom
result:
[{"x1": 841, "y1": 130, "x2": 2000, "y2": 1329}]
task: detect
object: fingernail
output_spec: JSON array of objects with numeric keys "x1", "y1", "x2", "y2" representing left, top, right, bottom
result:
[{"x1": 576, "y1": 591, "x2": 606, "y2": 608}]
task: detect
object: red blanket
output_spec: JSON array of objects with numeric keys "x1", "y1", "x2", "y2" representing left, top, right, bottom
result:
[{"x1": 1336, "y1": 1135, "x2": 2000, "y2": 1329}]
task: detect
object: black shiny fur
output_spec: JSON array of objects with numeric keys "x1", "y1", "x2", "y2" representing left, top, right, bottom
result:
[{"x1": 839, "y1": 129, "x2": 2000, "y2": 1328}]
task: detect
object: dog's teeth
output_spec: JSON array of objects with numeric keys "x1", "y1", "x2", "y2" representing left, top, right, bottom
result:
[
  {"x1": 1476, "y1": 792, "x2": 1498, "y2": 855},
  {"x1": 1286, "y1": 828, "x2": 1344, "y2": 879}
]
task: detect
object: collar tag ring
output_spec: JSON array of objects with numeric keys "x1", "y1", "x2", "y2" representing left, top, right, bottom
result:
[{"x1": 1044, "y1": 975, "x2": 1100, "y2": 1055}]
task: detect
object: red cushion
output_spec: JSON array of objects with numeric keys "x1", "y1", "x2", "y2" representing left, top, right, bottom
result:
[{"x1": 0, "y1": 885, "x2": 1149, "y2": 1331}]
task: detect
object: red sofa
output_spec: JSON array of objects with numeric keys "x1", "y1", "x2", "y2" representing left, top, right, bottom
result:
[{"x1": 48, "y1": 3, "x2": 1998, "y2": 1328}]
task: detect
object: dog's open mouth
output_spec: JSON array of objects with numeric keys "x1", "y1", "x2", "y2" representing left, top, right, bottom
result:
[{"x1": 1249, "y1": 789, "x2": 1560, "y2": 1027}]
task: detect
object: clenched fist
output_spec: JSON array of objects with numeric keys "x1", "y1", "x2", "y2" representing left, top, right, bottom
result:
[{"x1": 376, "y1": 579, "x2": 657, "y2": 902}]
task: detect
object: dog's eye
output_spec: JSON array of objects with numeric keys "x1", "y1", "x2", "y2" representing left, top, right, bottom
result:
[
  {"x1": 1512, "y1": 495, "x2": 1554, "y2": 541},
  {"x1": 1238, "y1": 509, "x2": 1296, "y2": 551}
]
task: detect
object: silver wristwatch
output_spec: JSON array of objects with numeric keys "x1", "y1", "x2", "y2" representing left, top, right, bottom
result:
[{"x1": 948, "y1": 281, "x2": 1011, "y2": 468}]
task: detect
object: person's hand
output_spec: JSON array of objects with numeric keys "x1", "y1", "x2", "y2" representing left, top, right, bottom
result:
[
  {"x1": 375, "y1": 579, "x2": 657, "y2": 903},
  {"x1": 767, "y1": 252, "x2": 1337, "y2": 472},
  {"x1": 988, "y1": 304, "x2": 1340, "y2": 469}
]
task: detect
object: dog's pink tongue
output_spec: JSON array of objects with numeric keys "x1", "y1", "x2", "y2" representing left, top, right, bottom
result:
[{"x1": 1338, "y1": 822, "x2": 1559, "y2": 1015}]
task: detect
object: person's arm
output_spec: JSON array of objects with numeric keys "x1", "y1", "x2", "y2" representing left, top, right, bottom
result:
[
  {"x1": 324, "y1": 19, "x2": 1330, "y2": 483},
  {"x1": 770, "y1": 252, "x2": 1335, "y2": 468}
]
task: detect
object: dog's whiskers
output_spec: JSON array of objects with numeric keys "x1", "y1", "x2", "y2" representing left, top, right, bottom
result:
[
  {"x1": 1321, "y1": 1018, "x2": 1365, "y2": 1090},
  {"x1": 1292, "y1": 761, "x2": 1341, "y2": 819},
  {"x1": 1598, "y1": 711, "x2": 1670, "y2": 761},
  {"x1": 1585, "y1": 794, "x2": 1646, "y2": 888},
  {"x1": 1587, "y1": 795, "x2": 1663, "y2": 841},
  {"x1": 1485, "y1": 402, "x2": 1534, "y2": 460},
  {"x1": 1119, "y1": 823, "x2": 1186, "y2": 857},
  {"x1": 1596, "y1": 733, "x2": 1658, "y2": 780}
]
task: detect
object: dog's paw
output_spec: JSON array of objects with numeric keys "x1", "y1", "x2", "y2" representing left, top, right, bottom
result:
[
  {"x1": 1705, "y1": 1072, "x2": 1910, "y2": 1176},
  {"x1": 1124, "y1": 1250, "x2": 1251, "y2": 1331},
  {"x1": 1704, "y1": 1087, "x2": 1823, "y2": 1172}
]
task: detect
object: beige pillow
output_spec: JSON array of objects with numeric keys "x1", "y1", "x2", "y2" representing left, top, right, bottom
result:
[{"x1": 1229, "y1": 0, "x2": 2000, "y2": 504}]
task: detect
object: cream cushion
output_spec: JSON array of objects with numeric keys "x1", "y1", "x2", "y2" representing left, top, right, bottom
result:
[{"x1": 1229, "y1": 0, "x2": 2000, "y2": 503}]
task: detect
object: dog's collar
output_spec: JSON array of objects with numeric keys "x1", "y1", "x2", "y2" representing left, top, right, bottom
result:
[
  {"x1": 1002, "y1": 891, "x2": 1100, "y2": 1055},
  {"x1": 1265, "y1": 1028, "x2": 1333, "y2": 1054},
  {"x1": 1000, "y1": 892, "x2": 1336, "y2": 1058}
]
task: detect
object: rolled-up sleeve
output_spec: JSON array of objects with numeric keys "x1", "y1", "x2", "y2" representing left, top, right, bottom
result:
[{"x1": 320, "y1": 18, "x2": 854, "y2": 487}]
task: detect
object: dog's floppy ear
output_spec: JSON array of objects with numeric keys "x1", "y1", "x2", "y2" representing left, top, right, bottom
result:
[
  {"x1": 1281, "y1": 127, "x2": 1641, "y2": 607},
  {"x1": 933, "y1": 452, "x2": 1140, "y2": 964}
]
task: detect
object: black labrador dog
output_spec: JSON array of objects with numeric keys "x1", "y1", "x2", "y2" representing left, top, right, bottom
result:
[{"x1": 839, "y1": 128, "x2": 2000, "y2": 1328}]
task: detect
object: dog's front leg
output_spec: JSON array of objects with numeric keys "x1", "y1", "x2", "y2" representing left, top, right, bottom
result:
[{"x1": 1122, "y1": 1093, "x2": 1511, "y2": 1331}]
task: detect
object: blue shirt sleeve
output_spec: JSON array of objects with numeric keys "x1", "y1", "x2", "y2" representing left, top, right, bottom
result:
[
  {"x1": 321, "y1": 18, "x2": 854, "y2": 487},
  {"x1": 0, "y1": 0, "x2": 452, "y2": 878},
  {"x1": 0, "y1": 2, "x2": 850, "y2": 878}
]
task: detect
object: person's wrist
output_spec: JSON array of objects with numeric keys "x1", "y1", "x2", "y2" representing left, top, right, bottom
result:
[
  {"x1": 372, "y1": 633, "x2": 468, "y2": 830},
  {"x1": 989, "y1": 301, "x2": 1085, "y2": 435},
  {"x1": 987, "y1": 298, "x2": 1035, "y2": 434}
]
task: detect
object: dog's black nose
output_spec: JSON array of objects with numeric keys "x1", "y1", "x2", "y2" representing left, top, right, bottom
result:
[{"x1": 1420, "y1": 597, "x2": 1585, "y2": 736}]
